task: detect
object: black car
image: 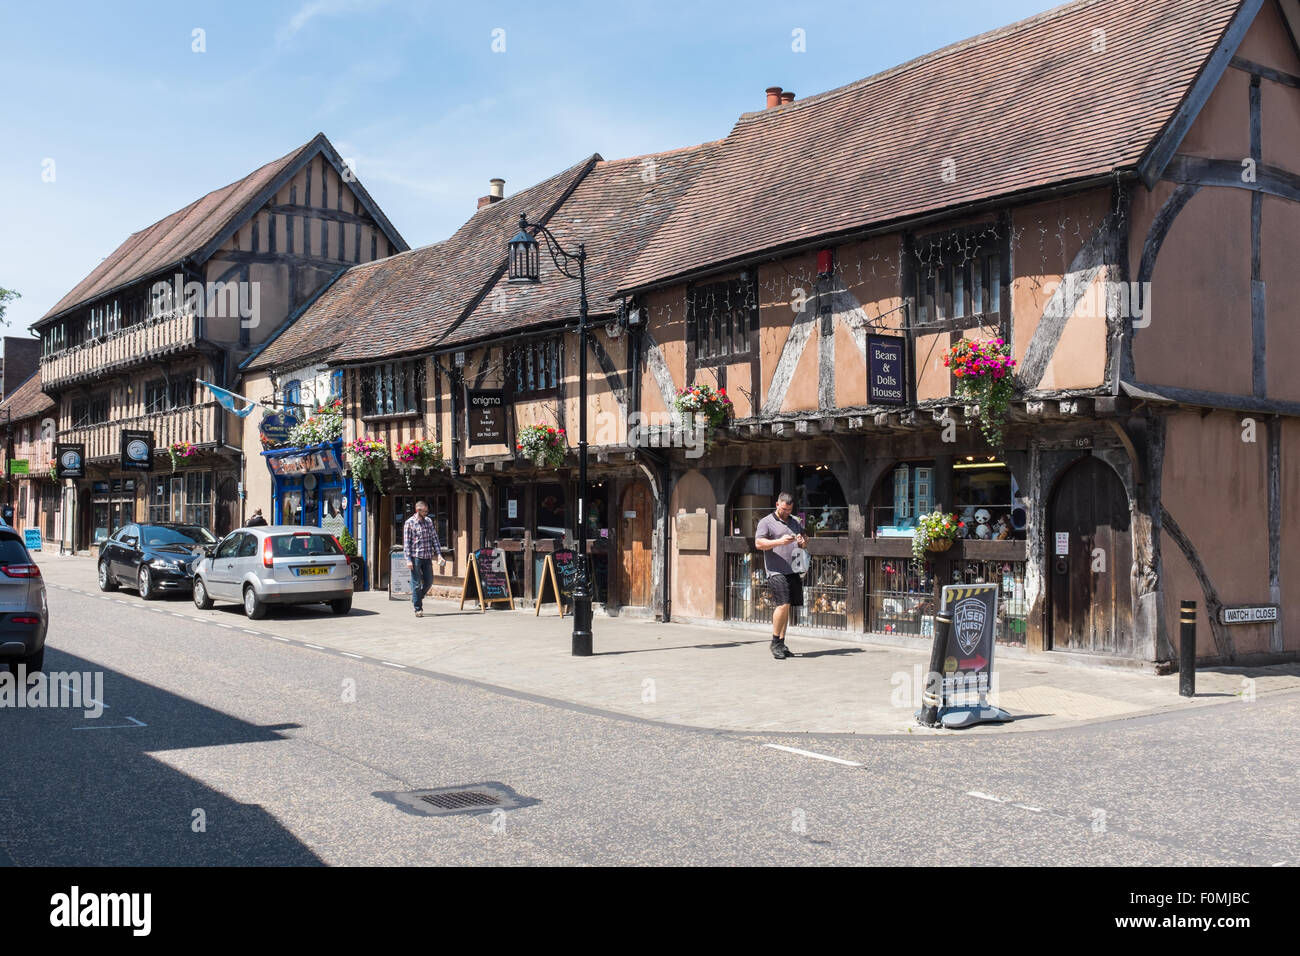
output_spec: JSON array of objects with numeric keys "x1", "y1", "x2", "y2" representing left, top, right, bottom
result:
[{"x1": 98, "y1": 523, "x2": 218, "y2": 599}]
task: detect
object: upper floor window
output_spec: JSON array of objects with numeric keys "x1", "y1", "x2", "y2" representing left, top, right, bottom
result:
[
  {"x1": 509, "y1": 338, "x2": 560, "y2": 396},
  {"x1": 70, "y1": 395, "x2": 110, "y2": 428},
  {"x1": 328, "y1": 369, "x2": 344, "y2": 402},
  {"x1": 911, "y1": 223, "x2": 1005, "y2": 330},
  {"x1": 145, "y1": 377, "x2": 194, "y2": 413},
  {"x1": 283, "y1": 380, "x2": 302, "y2": 410},
  {"x1": 360, "y1": 360, "x2": 424, "y2": 417},
  {"x1": 689, "y1": 278, "x2": 754, "y2": 363}
]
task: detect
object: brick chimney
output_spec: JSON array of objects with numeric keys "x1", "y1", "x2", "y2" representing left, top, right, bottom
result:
[
  {"x1": 765, "y1": 86, "x2": 783, "y2": 109},
  {"x1": 478, "y1": 178, "x2": 506, "y2": 210},
  {"x1": 781, "y1": 91, "x2": 795, "y2": 105}
]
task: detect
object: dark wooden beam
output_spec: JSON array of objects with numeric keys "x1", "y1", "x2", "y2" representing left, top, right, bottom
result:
[{"x1": 1231, "y1": 54, "x2": 1300, "y2": 88}]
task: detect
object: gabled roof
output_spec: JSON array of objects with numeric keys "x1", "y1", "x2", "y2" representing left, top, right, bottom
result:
[
  {"x1": 618, "y1": 0, "x2": 1249, "y2": 293},
  {"x1": 38, "y1": 133, "x2": 408, "y2": 326},
  {"x1": 442, "y1": 141, "x2": 719, "y2": 348},
  {"x1": 286, "y1": 155, "x2": 599, "y2": 367},
  {"x1": 0, "y1": 369, "x2": 54, "y2": 422}
]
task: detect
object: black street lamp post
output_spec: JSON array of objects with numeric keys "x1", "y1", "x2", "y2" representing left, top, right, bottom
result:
[{"x1": 508, "y1": 213, "x2": 593, "y2": 656}]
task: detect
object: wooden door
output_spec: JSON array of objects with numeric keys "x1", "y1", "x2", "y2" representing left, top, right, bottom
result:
[
  {"x1": 1049, "y1": 457, "x2": 1133, "y2": 655},
  {"x1": 619, "y1": 482, "x2": 652, "y2": 607}
]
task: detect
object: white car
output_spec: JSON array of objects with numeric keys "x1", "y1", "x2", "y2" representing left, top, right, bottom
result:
[{"x1": 192, "y1": 526, "x2": 352, "y2": 619}]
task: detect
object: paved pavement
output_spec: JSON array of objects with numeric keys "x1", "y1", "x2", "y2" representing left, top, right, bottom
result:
[{"x1": 36, "y1": 553, "x2": 1300, "y2": 735}]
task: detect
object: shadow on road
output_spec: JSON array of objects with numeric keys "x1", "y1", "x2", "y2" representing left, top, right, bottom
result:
[{"x1": 0, "y1": 646, "x2": 323, "y2": 866}]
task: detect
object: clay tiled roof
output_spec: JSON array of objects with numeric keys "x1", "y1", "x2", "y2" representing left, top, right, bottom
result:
[
  {"x1": 618, "y1": 0, "x2": 1245, "y2": 292},
  {"x1": 0, "y1": 370, "x2": 54, "y2": 421},
  {"x1": 315, "y1": 155, "x2": 600, "y2": 365},
  {"x1": 443, "y1": 141, "x2": 719, "y2": 347}
]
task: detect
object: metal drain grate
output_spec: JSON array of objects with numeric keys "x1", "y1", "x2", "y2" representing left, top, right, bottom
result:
[
  {"x1": 419, "y1": 790, "x2": 500, "y2": 811},
  {"x1": 376, "y1": 781, "x2": 539, "y2": 818}
]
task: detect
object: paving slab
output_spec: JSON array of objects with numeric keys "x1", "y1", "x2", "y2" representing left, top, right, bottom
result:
[{"x1": 39, "y1": 553, "x2": 1300, "y2": 735}]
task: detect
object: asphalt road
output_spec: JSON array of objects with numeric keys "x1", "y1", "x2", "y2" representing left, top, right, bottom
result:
[{"x1": 2, "y1": 583, "x2": 1297, "y2": 866}]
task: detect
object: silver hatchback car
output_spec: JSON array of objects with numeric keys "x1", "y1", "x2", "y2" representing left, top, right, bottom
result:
[
  {"x1": 192, "y1": 525, "x2": 353, "y2": 619},
  {"x1": 0, "y1": 524, "x2": 47, "y2": 674}
]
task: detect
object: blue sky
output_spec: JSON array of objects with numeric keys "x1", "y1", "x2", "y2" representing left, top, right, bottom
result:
[{"x1": 0, "y1": 0, "x2": 1054, "y2": 333}]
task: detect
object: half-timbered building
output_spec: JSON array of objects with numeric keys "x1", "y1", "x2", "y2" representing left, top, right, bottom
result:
[
  {"x1": 607, "y1": 0, "x2": 1300, "y2": 665},
  {"x1": 33, "y1": 133, "x2": 407, "y2": 551}
]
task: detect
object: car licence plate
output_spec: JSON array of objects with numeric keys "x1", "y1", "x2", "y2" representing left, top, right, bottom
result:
[{"x1": 296, "y1": 567, "x2": 329, "y2": 576}]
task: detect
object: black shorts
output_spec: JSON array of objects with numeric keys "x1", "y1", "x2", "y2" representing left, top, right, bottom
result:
[{"x1": 766, "y1": 572, "x2": 803, "y2": 608}]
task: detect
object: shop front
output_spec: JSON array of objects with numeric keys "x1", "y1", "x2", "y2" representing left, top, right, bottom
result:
[{"x1": 263, "y1": 439, "x2": 355, "y2": 539}]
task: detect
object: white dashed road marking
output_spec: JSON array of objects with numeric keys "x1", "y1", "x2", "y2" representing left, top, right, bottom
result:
[
  {"x1": 762, "y1": 744, "x2": 863, "y2": 767},
  {"x1": 381, "y1": 661, "x2": 407, "y2": 669},
  {"x1": 72, "y1": 715, "x2": 146, "y2": 731},
  {"x1": 303, "y1": 643, "x2": 325, "y2": 650},
  {"x1": 341, "y1": 652, "x2": 363, "y2": 659}
]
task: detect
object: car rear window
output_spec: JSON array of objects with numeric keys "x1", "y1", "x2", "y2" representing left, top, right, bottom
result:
[
  {"x1": 0, "y1": 533, "x2": 32, "y2": 565},
  {"x1": 270, "y1": 533, "x2": 343, "y2": 558}
]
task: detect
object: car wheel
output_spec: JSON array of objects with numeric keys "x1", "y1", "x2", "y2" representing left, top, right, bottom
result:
[
  {"x1": 193, "y1": 577, "x2": 214, "y2": 610},
  {"x1": 98, "y1": 561, "x2": 118, "y2": 591},
  {"x1": 330, "y1": 597, "x2": 352, "y2": 615},
  {"x1": 9, "y1": 647, "x2": 43, "y2": 676},
  {"x1": 138, "y1": 565, "x2": 156, "y2": 600},
  {"x1": 243, "y1": 585, "x2": 268, "y2": 620}
]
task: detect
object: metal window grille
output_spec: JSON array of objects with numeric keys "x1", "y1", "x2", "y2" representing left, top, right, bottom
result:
[
  {"x1": 957, "y1": 559, "x2": 1027, "y2": 645},
  {"x1": 867, "y1": 558, "x2": 937, "y2": 638}
]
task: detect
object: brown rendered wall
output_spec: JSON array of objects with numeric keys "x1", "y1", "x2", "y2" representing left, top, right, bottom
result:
[
  {"x1": 1282, "y1": 417, "x2": 1300, "y2": 647},
  {"x1": 1236, "y1": 0, "x2": 1300, "y2": 76},
  {"x1": 1130, "y1": 187, "x2": 1254, "y2": 394},
  {"x1": 669, "y1": 469, "x2": 717, "y2": 619},
  {"x1": 240, "y1": 369, "x2": 274, "y2": 517},
  {"x1": 1261, "y1": 195, "x2": 1300, "y2": 403},
  {"x1": 1160, "y1": 409, "x2": 1274, "y2": 658}
]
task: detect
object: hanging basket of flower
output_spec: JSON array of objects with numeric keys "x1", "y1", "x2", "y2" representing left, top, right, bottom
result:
[
  {"x1": 47, "y1": 459, "x2": 58, "y2": 482},
  {"x1": 943, "y1": 337, "x2": 1017, "y2": 448},
  {"x1": 286, "y1": 399, "x2": 344, "y2": 447},
  {"x1": 672, "y1": 382, "x2": 733, "y2": 435},
  {"x1": 912, "y1": 510, "x2": 963, "y2": 564},
  {"x1": 168, "y1": 441, "x2": 196, "y2": 473},
  {"x1": 393, "y1": 438, "x2": 445, "y2": 489},
  {"x1": 345, "y1": 436, "x2": 389, "y2": 487},
  {"x1": 516, "y1": 424, "x2": 566, "y2": 468}
]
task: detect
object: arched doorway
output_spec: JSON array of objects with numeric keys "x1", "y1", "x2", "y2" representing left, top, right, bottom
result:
[
  {"x1": 619, "y1": 480, "x2": 652, "y2": 607},
  {"x1": 1049, "y1": 456, "x2": 1133, "y2": 655}
]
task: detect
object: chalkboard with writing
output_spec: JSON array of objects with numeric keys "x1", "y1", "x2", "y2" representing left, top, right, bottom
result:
[
  {"x1": 459, "y1": 547, "x2": 515, "y2": 611},
  {"x1": 534, "y1": 551, "x2": 577, "y2": 617}
]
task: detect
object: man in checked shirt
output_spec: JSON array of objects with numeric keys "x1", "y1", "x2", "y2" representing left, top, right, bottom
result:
[{"x1": 403, "y1": 500, "x2": 445, "y2": 617}]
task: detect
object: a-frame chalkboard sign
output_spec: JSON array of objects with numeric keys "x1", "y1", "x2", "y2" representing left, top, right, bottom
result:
[
  {"x1": 535, "y1": 553, "x2": 568, "y2": 617},
  {"x1": 459, "y1": 547, "x2": 515, "y2": 612}
]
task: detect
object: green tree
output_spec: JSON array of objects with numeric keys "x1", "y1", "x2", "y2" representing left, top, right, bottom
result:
[{"x1": 0, "y1": 287, "x2": 20, "y2": 326}]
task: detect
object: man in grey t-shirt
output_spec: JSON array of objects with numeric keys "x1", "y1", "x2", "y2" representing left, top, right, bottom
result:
[{"x1": 755, "y1": 492, "x2": 807, "y2": 660}]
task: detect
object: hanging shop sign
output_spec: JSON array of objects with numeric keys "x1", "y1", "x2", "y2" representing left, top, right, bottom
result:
[
  {"x1": 120, "y1": 430, "x2": 154, "y2": 472},
  {"x1": 467, "y1": 389, "x2": 506, "y2": 446},
  {"x1": 268, "y1": 447, "x2": 342, "y2": 476},
  {"x1": 259, "y1": 409, "x2": 299, "y2": 445},
  {"x1": 868, "y1": 334, "x2": 907, "y2": 406},
  {"x1": 1219, "y1": 604, "x2": 1280, "y2": 625},
  {"x1": 55, "y1": 444, "x2": 85, "y2": 479},
  {"x1": 7, "y1": 459, "x2": 28, "y2": 475}
]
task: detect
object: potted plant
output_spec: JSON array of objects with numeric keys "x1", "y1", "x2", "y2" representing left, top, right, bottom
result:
[
  {"x1": 393, "y1": 437, "x2": 445, "y2": 489},
  {"x1": 943, "y1": 337, "x2": 1017, "y2": 448},
  {"x1": 168, "y1": 440, "x2": 196, "y2": 473},
  {"x1": 672, "y1": 382, "x2": 733, "y2": 441},
  {"x1": 516, "y1": 424, "x2": 566, "y2": 468},
  {"x1": 912, "y1": 510, "x2": 963, "y2": 564},
  {"x1": 338, "y1": 527, "x2": 365, "y2": 590},
  {"x1": 345, "y1": 436, "x2": 389, "y2": 488}
]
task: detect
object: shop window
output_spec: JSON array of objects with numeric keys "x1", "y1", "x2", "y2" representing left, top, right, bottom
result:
[
  {"x1": 957, "y1": 559, "x2": 1028, "y2": 644},
  {"x1": 871, "y1": 461, "x2": 934, "y2": 536},
  {"x1": 536, "y1": 483, "x2": 566, "y2": 542},
  {"x1": 145, "y1": 377, "x2": 194, "y2": 413},
  {"x1": 509, "y1": 338, "x2": 560, "y2": 396},
  {"x1": 867, "y1": 559, "x2": 937, "y2": 636},
  {"x1": 70, "y1": 395, "x2": 109, "y2": 428},
  {"x1": 497, "y1": 486, "x2": 524, "y2": 539},
  {"x1": 689, "y1": 278, "x2": 753, "y2": 363},
  {"x1": 148, "y1": 478, "x2": 170, "y2": 523},
  {"x1": 185, "y1": 472, "x2": 213, "y2": 528},
  {"x1": 953, "y1": 458, "x2": 1023, "y2": 539},
  {"x1": 727, "y1": 468, "x2": 778, "y2": 539},
  {"x1": 360, "y1": 361, "x2": 424, "y2": 417},
  {"x1": 794, "y1": 465, "x2": 847, "y2": 536},
  {"x1": 282, "y1": 489, "x2": 304, "y2": 526}
]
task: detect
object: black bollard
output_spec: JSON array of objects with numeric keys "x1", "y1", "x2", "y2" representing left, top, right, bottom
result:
[
  {"x1": 1179, "y1": 600, "x2": 1196, "y2": 698},
  {"x1": 918, "y1": 610, "x2": 952, "y2": 727}
]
